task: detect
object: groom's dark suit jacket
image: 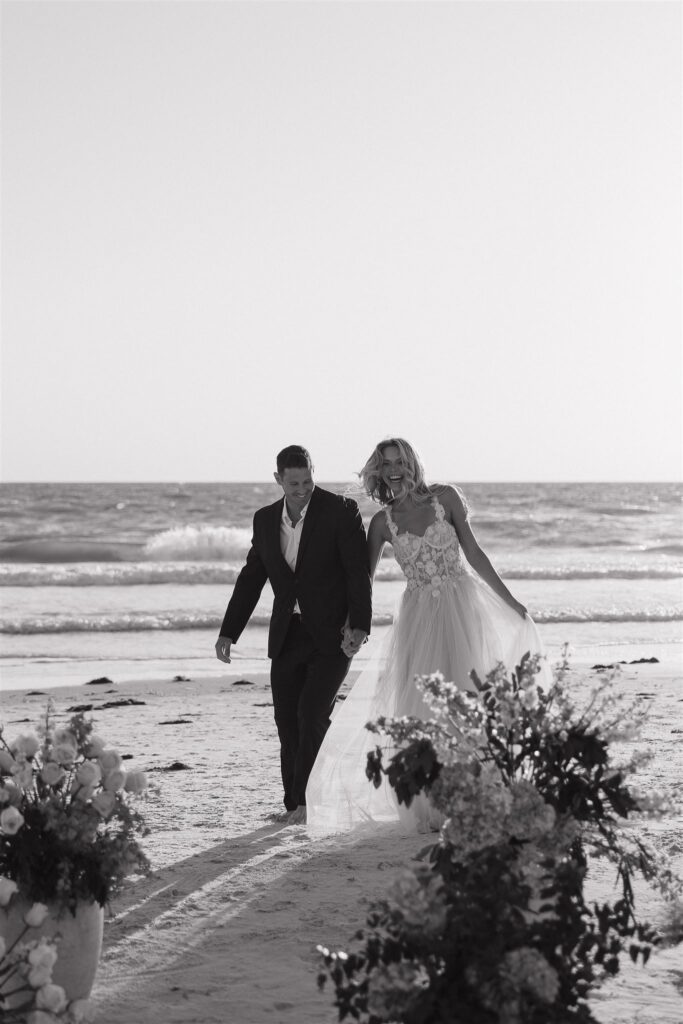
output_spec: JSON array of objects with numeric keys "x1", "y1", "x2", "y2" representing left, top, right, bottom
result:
[{"x1": 219, "y1": 487, "x2": 372, "y2": 659}]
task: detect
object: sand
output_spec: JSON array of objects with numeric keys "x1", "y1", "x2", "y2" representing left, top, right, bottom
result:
[{"x1": 2, "y1": 659, "x2": 682, "y2": 1023}]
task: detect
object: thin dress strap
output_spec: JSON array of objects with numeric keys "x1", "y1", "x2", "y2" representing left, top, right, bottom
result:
[
  {"x1": 431, "y1": 494, "x2": 446, "y2": 521},
  {"x1": 384, "y1": 505, "x2": 398, "y2": 537}
]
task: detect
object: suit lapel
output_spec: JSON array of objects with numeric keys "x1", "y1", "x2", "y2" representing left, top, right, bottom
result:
[{"x1": 295, "y1": 487, "x2": 320, "y2": 571}]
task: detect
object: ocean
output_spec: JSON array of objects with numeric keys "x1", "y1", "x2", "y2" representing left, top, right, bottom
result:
[{"x1": 1, "y1": 481, "x2": 681, "y2": 691}]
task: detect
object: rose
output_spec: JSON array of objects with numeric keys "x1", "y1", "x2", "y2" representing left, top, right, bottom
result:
[
  {"x1": 40, "y1": 762, "x2": 66, "y2": 786},
  {"x1": 27, "y1": 939, "x2": 59, "y2": 987},
  {"x1": 68, "y1": 999, "x2": 93, "y2": 1023},
  {"x1": 102, "y1": 768, "x2": 127, "y2": 792},
  {"x1": 11, "y1": 734, "x2": 40, "y2": 758},
  {"x1": 24, "y1": 902, "x2": 50, "y2": 927},
  {"x1": 124, "y1": 771, "x2": 148, "y2": 794},
  {"x1": 51, "y1": 741, "x2": 78, "y2": 766},
  {"x1": 75, "y1": 760, "x2": 102, "y2": 788},
  {"x1": 0, "y1": 781, "x2": 22, "y2": 806},
  {"x1": 35, "y1": 983, "x2": 68, "y2": 1014},
  {"x1": 0, "y1": 875, "x2": 19, "y2": 906},
  {"x1": 27, "y1": 1013, "x2": 60, "y2": 1024},
  {"x1": 11, "y1": 761, "x2": 34, "y2": 788},
  {"x1": 84, "y1": 734, "x2": 106, "y2": 758},
  {"x1": 92, "y1": 791, "x2": 117, "y2": 818},
  {"x1": 98, "y1": 749, "x2": 122, "y2": 773},
  {"x1": 0, "y1": 805, "x2": 25, "y2": 834}
]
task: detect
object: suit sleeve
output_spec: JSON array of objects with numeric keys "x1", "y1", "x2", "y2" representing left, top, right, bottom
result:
[
  {"x1": 337, "y1": 499, "x2": 372, "y2": 635},
  {"x1": 218, "y1": 516, "x2": 268, "y2": 643}
]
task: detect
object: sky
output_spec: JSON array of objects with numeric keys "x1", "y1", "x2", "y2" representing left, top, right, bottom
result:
[{"x1": 1, "y1": 0, "x2": 681, "y2": 483}]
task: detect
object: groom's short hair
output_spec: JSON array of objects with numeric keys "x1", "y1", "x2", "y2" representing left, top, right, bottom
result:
[{"x1": 276, "y1": 445, "x2": 313, "y2": 475}]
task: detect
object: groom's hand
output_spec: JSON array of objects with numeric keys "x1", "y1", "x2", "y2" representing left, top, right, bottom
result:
[
  {"x1": 215, "y1": 637, "x2": 233, "y2": 663},
  {"x1": 341, "y1": 627, "x2": 368, "y2": 658}
]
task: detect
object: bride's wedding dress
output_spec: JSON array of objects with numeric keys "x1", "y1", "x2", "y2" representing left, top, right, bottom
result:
[{"x1": 306, "y1": 495, "x2": 550, "y2": 834}]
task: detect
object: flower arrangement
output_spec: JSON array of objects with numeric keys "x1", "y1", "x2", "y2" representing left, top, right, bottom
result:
[
  {"x1": 0, "y1": 704, "x2": 150, "y2": 912},
  {"x1": 318, "y1": 652, "x2": 682, "y2": 1024},
  {"x1": 0, "y1": 889, "x2": 88, "y2": 1023}
]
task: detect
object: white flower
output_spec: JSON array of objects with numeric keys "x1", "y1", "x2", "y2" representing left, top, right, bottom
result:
[
  {"x1": 40, "y1": 761, "x2": 66, "y2": 786},
  {"x1": 0, "y1": 875, "x2": 19, "y2": 906},
  {"x1": 424, "y1": 560, "x2": 437, "y2": 576},
  {"x1": 0, "y1": 805, "x2": 25, "y2": 834},
  {"x1": 11, "y1": 761, "x2": 33, "y2": 788},
  {"x1": 27, "y1": 939, "x2": 59, "y2": 989},
  {"x1": 124, "y1": 771, "x2": 148, "y2": 794},
  {"x1": 35, "y1": 982, "x2": 68, "y2": 1014},
  {"x1": 51, "y1": 741, "x2": 78, "y2": 766},
  {"x1": 75, "y1": 760, "x2": 102, "y2": 788},
  {"x1": 92, "y1": 791, "x2": 117, "y2": 818},
  {"x1": 67, "y1": 999, "x2": 94, "y2": 1023},
  {"x1": 98, "y1": 749, "x2": 122, "y2": 773},
  {"x1": 11, "y1": 734, "x2": 40, "y2": 758},
  {"x1": 1, "y1": 781, "x2": 22, "y2": 806},
  {"x1": 28, "y1": 962, "x2": 54, "y2": 988},
  {"x1": 85, "y1": 735, "x2": 106, "y2": 758},
  {"x1": 507, "y1": 781, "x2": 556, "y2": 841},
  {"x1": 389, "y1": 868, "x2": 448, "y2": 936},
  {"x1": 26, "y1": 1012, "x2": 59, "y2": 1024},
  {"x1": 103, "y1": 768, "x2": 127, "y2": 792},
  {"x1": 24, "y1": 902, "x2": 50, "y2": 927},
  {"x1": 501, "y1": 947, "x2": 559, "y2": 1003},
  {"x1": 28, "y1": 940, "x2": 58, "y2": 969}
]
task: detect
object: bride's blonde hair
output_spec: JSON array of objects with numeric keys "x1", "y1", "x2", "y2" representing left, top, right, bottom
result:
[{"x1": 359, "y1": 437, "x2": 443, "y2": 506}]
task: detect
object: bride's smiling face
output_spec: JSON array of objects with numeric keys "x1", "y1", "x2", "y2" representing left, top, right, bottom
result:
[{"x1": 380, "y1": 446, "x2": 405, "y2": 495}]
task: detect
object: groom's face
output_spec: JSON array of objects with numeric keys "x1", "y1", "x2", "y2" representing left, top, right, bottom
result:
[{"x1": 274, "y1": 464, "x2": 315, "y2": 512}]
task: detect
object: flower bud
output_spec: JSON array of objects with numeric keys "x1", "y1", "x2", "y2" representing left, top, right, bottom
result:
[
  {"x1": 0, "y1": 805, "x2": 25, "y2": 834},
  {"x1": 103, "y1": 768, "x2": 126, "y2": 792},
  {"x1": 124, "y1": 771, "x2": 148, "y2": 794},
  {"x1": 35, "y1": 983, "x2": 68, "y2": 1014},
  {"x1": 40, "y1": 762, "x2": 66, "y2": 786},
  {"x1": 92, "y1": 791, "x2": 117, "y2": 818},
  {"x1": 28, "y1": 963, "x2": 53, "y2": 988},
  {"x1": 28, "y1": 939, "x2": 58, "y2": 971},
  {"x1": 24, "y1": 902, "x2": 50, "y2": 927},
  {"x1": 75, "y1": 761, "x2": 102, "y2": 788},
  {"x1": 67, "y1": 998, "x2": 93, "y2": 1023},
  {"x1": 51, "y1": 742, "x2": 78, "y2": 767},
  {"x1": 85, "y1": 735, "x2": 106, "y2": 758},
  {"x1": 11, "y1": 734, "x2": 40, "y2": 758},
  {"x1": 98, "y1": 749, "x2": 122, "y2": 773}
]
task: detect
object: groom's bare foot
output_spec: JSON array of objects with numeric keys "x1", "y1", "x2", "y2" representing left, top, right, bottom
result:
[{"x1": 288, "y1": 805, "x2": 306, "y2": 825}]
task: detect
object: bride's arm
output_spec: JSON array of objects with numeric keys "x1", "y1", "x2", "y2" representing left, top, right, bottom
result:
[
  {"x1": 441, "y1": 487, "x2": 527, "y2": 619},
  {"x1": 367, "y1": 511, "x2": 389, "y2": 580}
]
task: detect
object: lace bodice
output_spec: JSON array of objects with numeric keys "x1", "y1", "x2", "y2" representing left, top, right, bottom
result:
[{"x1": 385, "y1": 496, "x2": 467, "y2": 594}]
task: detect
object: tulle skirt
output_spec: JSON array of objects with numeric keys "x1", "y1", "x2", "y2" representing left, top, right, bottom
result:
[{"x1": 306, "y1": 571, "x2": 551, "y2": 835}]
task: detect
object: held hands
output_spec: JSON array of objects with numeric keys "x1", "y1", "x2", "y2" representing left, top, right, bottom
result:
[
  {"x1": 341, "y1": 626, "x2": 368, "y2": 659},
  {"x1": 215, "y1": 637, "x2": 232, "y2": 663}
]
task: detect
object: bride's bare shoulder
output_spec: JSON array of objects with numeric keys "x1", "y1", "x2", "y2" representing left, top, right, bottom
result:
[{"x1": 434, "y1": 484, "x2": 470, "y2": 520}]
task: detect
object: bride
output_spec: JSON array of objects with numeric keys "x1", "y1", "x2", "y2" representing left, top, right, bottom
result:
[{"x1": 305, "y1": 437, "x2": 551, "y2": 834}]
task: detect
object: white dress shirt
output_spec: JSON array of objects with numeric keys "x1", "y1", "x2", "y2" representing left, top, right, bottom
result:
[{"x1": 281, "y1": 497, "x2": 311, "y2": 613}]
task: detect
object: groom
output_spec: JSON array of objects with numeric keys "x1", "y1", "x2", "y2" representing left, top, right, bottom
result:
[{"x1": 215, "y1": 445, "x2": 372, "y2": 823}]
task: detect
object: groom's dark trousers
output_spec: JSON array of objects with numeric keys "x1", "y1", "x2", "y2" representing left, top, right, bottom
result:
[{"x1": 219, "y1": 487, "x2": 372, "y2": 810}]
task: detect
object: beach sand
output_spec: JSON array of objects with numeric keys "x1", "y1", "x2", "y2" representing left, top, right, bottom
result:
[{"x1": 2, "y1": 659, "x2": 682, "y2": 1023}]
